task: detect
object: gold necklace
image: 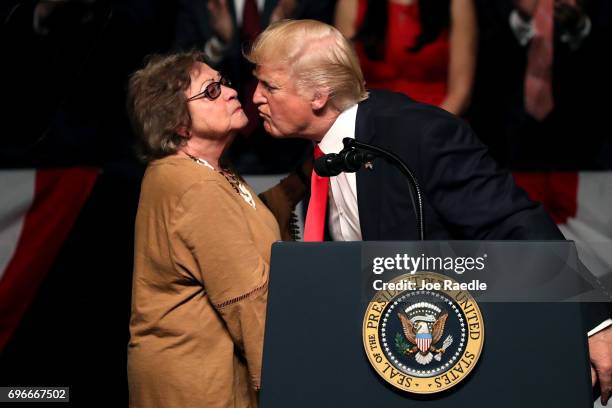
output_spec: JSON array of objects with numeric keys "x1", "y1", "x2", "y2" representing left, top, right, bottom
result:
[{"x1": 184, "y1": 153, "x2": 256, "y2": 208}]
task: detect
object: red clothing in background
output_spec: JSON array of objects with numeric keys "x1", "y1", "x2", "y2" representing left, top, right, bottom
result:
[{"x1": 355, "y1": 0, "x2": 449, "y2": 106}]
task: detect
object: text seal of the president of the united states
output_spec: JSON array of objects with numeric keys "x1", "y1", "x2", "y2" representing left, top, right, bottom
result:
[{"x1": 363, "y1": 272, "x2": 485, "y2": 394}]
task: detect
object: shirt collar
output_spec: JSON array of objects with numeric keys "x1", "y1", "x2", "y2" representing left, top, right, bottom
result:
[{"x1": 318, "y1": 104, "x2": 358, "y2": 154}]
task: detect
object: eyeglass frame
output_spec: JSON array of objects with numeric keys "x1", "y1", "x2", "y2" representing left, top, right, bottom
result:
[{"x1": 186, "y1": 76, "x2": 232, "y2": 102}]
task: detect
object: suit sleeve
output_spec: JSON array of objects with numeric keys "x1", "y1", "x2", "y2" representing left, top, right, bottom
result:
[
  {"x1": 173, "y1": 180, "x2": 269, "y2": 390},
  {"x1": 418, "y1": 114, "x2": 564, "y2": 240},
  {"x1": 259, "y1": 172, "x2": 307, "y2": 241},
  {"x1": 583, "y1": 303, "x2": 612, "y2": 334}
]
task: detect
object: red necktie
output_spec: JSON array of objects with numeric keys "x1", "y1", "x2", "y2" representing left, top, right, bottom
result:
[
  {"x1": 523, "y1": 0, "x2": 555, "y2": 121},
  {"x1": 303, "y1": 146, "x2": 329, "y2": 242}
]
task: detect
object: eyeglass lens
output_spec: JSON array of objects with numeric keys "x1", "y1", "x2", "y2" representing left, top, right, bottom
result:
[
  {"x1": 188, "y1": 77, "x2": 231, "y2": 101},
  {"x1": 206, "y1": 77, "x2": 231, "y2": 99}
]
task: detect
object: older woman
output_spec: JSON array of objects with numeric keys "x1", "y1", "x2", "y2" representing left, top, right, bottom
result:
[{"x1": 126, "y1": 51, "x2": 304, "y2": 408}]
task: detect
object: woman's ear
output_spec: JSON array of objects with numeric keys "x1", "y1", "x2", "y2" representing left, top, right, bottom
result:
[
  {"x1": 176, "y1": 126, "x2": 191, "y2": 138},
  {"x1": 311, "y1": 88, "x2": 330, "y2": 111}
]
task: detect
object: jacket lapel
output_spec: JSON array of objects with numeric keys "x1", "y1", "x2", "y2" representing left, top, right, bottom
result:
[{"x1": 355, "y1": 98, "x2": 382, "y2": 240}]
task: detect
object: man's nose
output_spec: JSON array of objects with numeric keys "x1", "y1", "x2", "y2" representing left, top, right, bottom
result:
[{"x1": 253, "y1": 82, "x2": 265, "y2": 105}]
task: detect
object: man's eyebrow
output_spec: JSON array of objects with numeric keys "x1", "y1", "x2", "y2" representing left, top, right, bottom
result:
[
  {"x1": 253, "y1": 71, "x2": 273, "y2": 86},
  {"x1": 260, "y1": 78, "x2": 278, "y2": 89}
]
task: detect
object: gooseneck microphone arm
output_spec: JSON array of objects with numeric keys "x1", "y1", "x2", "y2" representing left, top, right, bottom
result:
[{"x1": 313, "y1": 137, "x2": 425, "y2": 241}]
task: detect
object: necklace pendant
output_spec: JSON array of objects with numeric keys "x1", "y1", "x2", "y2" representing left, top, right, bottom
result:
[
  {"x1": 195, "y1": 158, "x2": 215, "y2": 170},
  {"x1": 186, "y1": 153, "x2": 256, "y2": 209},
  {"x1": 238, "y1": 182, "x2": 256, "y2": 209}
]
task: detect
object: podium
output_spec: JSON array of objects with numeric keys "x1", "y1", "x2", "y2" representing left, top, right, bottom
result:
[{"x1": 260, "y1": 242, "x2": 597, "y2": 407}]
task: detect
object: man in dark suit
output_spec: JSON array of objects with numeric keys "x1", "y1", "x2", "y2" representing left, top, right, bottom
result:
[{"x1": 248, "y1": 19, "x2": 612, "y2": 403}]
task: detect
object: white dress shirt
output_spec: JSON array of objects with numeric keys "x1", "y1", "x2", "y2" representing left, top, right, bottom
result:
[
  {"x1": 234, "y1": 0, "x2": 266, "y2": 26},
  {"x1": 509, "y1": 9, "x2": 591, "y2": 50},
  {"x1": 318, "y1": 104, "x2": 362, "y2": 241}
]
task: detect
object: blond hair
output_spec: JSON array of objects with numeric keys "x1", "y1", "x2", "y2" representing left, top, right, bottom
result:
[{"x1": 246, "y1": 19, "x2": 368, "y2": 111}]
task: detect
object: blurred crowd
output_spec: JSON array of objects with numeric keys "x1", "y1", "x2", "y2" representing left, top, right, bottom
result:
[{"x1": 1, "y1": 0, "x2": 611, "y2": 173}]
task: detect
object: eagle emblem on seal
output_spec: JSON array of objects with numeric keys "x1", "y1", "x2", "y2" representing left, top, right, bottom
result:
[{"x1": 396, "y1": 302, "x2": 454, "y2": 365}]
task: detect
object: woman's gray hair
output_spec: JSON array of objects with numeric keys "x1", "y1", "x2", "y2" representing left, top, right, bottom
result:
[{"x1": 127, "y1": 51, "x2": 205, "y2": 161}]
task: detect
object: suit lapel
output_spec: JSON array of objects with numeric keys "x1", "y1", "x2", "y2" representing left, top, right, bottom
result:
[{"x1": 355, "y1": 98, "x2": 382, "y2": 240}]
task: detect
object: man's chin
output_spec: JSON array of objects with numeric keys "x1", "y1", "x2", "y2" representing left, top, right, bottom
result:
[{"x1": 263, "y1": 121, "x2": 284, "y2": 138}]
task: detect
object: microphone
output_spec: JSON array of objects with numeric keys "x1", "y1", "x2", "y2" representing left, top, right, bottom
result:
[
  {"x1": 314, "y1": 148, "x2": 373, "y2": 177},
  {"x1": 312, "y1": 138, "x2": 426, "y2": 240}
]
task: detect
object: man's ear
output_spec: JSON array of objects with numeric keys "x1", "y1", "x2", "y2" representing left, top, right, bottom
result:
[
  {"x1": 311, "y1": 88, "x2": 330, "y2": 111},
  {"x1": 176, "y1": 126, "x2": 191, "y2": 138}
]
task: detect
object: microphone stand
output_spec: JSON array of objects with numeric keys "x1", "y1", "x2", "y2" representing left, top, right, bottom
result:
[{"x1": 341, "y1": 138, "x2": 425, "y2": 241}]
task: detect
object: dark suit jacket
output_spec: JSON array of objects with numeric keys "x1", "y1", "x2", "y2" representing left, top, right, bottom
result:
[
  {"x1": 352, "y1": 89, "x2": 610, "y2": 331},
  {"x1": 354, "y1": 89, "x2": 563, "y2": 241}
]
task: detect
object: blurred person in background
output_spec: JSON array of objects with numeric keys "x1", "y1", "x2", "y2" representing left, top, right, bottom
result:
[
  {"x1": 126, "y1": 50, "x2": 305, "y2": 408},
  {"x1": 0, "y1": 0, "x2": 177, "y2": 166},
  {"x1": 334, "y1": 0, "x2": 477, "y2": 116},
  {"x1": 174, "y1": 0, "x2": 335, "y2": 173},
  {"x1": 174, "y1": 0, "x2": 298, "y2": 136},
  {"x1": 469, "y1": 0, "x2": 612, "y2": 170}
]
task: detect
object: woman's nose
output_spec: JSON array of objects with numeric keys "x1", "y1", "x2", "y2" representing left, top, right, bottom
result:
[{"x1": 223, "y1": 83, "x2": 238, "y2": 100}]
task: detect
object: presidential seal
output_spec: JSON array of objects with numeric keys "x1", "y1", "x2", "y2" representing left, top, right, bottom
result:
[{"x1": 363, "y1": 272, "x2": 484, "y2": 394}]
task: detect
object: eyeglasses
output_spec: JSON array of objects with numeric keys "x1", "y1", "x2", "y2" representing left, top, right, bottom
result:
[{"x1": 187, "y1": 76, "x2": 232, "y2": 102}]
